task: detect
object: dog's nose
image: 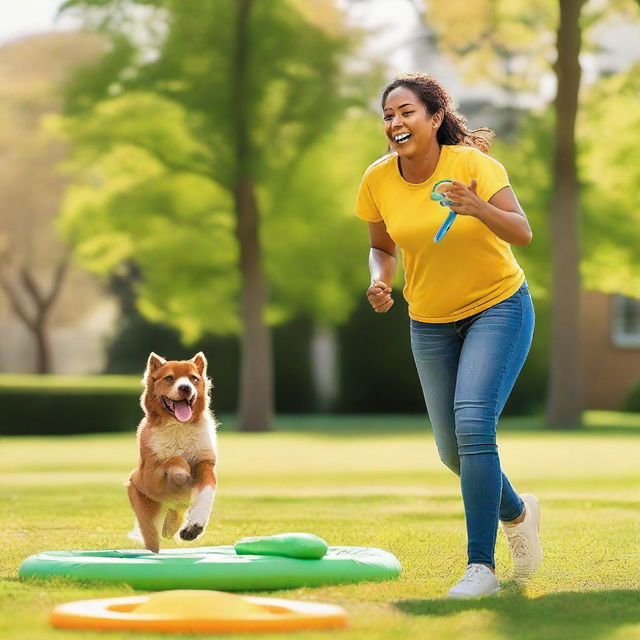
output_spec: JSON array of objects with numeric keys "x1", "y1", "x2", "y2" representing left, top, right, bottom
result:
[{"x1": 178, "y1": 384, "x2": 191, "y2": 394}]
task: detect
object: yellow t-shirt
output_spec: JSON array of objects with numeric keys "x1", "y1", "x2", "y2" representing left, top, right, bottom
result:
[{"x1": 355, "y1": 144, "x2": 525, "y2": 323}]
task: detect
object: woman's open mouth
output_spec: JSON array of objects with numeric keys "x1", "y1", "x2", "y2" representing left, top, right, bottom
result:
[
  {"x1": 393, "y1": 133, "x2": 412, "y2": 144},
  {"x1": 162, "y1": 396, "x2": 194, "y2": 423}
]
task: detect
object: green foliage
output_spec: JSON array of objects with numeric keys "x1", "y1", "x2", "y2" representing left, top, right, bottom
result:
[
  {"x1": 424, "y1": 0, "x2": 640, "y2": 96},
  {"x1": 622, "y1": 378, "x2": 640, "y2": 412},
  {"x1": 58, "y1": 0, "x2": 381, "y2": 342},
  {"x1": 424, "y1": 0, "x2": 557, "y2": 95},
  {"x1": 489, "y1": 64, "x2": 640, "y2": 301},
  {"x1": 425, "y1": 1, "x2": 640, "y2": 300},
  {"x1": 62, "y1": 33, "x2": 138, "y2": 114},
  {"x1": 491, "y1": 113, "x2": 554, "y2": 297},
  {"x1": 263, "y1": 115, "x2": 385, "y2": 327},
  {"x1": 58, "y1": 93, "x2": 240, "y2": 337},
  {"x1": 579, "y1": 65, "x2": 640, "y2": 297}
]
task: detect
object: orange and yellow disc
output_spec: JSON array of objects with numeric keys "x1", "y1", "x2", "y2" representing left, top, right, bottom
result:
[{"x1": 50, "y1": 590, "x2": 348, "y2": 633}]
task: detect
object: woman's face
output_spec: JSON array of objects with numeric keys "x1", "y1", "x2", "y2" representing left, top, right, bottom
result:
[{"x1": 383, "y1": 86, "x2": 441, "y2": 159}]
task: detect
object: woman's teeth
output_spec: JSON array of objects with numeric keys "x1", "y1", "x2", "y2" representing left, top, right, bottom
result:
[{"x1": 394, "y1": 133, "x2": 411, "y2": 143}]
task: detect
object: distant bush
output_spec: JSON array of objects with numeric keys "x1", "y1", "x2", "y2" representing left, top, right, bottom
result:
[
  {"x1": 622, "y1": 378, "x2": 640, "y2": 412},
  {"x1": 0, "y1": 374, "x2": 143, "y2": 435}
]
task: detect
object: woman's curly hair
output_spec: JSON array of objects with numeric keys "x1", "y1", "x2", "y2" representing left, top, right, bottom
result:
[{"x1": 381, "y1": 73, "x2": 495, "y2": 153}]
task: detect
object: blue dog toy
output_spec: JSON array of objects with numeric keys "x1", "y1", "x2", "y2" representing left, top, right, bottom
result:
[{"x1": 431, "y1": 179, "x2": 456, "y2": 243}]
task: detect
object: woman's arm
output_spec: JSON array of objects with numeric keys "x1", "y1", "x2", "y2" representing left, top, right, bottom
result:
[
  {"x1": 366, "y1": 221, "x2": 397, "y2": 313},
  {"x1": 445, "y1": 180, "x2": 533, "y2": 246}
]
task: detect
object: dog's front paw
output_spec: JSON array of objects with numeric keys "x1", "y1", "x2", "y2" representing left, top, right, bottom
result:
[
  {"x1": 167, "y1": 467, "x2": 191, "y2": 487},
  {"x1": 179, "y1": 522, "x2": 204, "y2": 541}
]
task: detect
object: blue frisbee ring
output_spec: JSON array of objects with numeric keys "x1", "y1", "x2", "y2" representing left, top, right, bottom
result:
[{"x1": 430, "y1": 179, "x2": 456, "y2": 243}]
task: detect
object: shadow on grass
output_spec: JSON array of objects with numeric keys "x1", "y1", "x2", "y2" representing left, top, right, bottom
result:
[{"x1": 395, "y1": 587, "x2": 640, "y2": 640}]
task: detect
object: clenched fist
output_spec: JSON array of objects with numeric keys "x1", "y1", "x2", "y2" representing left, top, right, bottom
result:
[{"x1": 367, "y1": 280, "x2": 394, "y2": 313}]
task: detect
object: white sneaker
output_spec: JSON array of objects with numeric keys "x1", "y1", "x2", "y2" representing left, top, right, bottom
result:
[
  {"x1": 447, "y1": 564, "x2": 500, "y2": 599},
  {"x1": 501, "y1": 493, "x2": 543, "y2": 581}
]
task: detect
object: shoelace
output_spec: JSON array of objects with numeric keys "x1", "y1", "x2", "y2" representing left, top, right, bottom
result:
[
  {"x1": 505, "y1": 531, "x2": 531, "y2": 559},
  {"x1": 459, "y1": 564, "x2": 490, "y2": 583}
]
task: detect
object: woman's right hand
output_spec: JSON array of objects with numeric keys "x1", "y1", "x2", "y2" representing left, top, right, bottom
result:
[{"x1": 367, "y1": 280, "x2": 394, "y2": 313}]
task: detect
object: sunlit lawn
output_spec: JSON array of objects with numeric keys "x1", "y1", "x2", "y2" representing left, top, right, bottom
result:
[{"x1": 1, "y1": 413, "x2": 639, "y2": 640}]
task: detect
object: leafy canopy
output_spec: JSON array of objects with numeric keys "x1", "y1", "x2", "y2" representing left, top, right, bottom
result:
[{"x1": 59, "y1": 0, "x2": 382, "y2": 340}]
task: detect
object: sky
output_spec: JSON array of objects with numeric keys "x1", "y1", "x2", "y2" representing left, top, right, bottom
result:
[
  {"x1": 0, "y1": 0, "x2": 79, "y2": 45},
  {"x1": 0, "y1": 0, "x2": 417, "y2": 68},
  {"x1": 0, "y1": 0, "x2": 424, "y2": 98},
  {"x1": 1, "y1": 0, "x2": 638, "y2": 89},
  {"x1": 0, "y1": 0, "x2": 416, "y2": 46}
]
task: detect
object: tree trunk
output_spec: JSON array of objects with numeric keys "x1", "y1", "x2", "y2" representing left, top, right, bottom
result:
[
  {"x1": 547, "y1": 0, "x2": 585, "y2": 428},
  {"x1": 0, "y1": 257, "x2": 68, "y2": 375},
  {"x1": 34, "y1": 319, "x2": 52, "y2": 374},
  {"x1": 311, "y1": 324, "x2": 339, "y2": 412},
  {"x1": 232, "y1": 0, "x2": 274, "y2": 431},
  {"x1": 233, "y1": 178, "x2": 274, "y2": 431}
]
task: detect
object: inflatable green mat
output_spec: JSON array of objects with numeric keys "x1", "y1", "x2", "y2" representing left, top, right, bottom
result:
[{"x1": 19, "y1": 545, "x2": 401, "y2": 591}]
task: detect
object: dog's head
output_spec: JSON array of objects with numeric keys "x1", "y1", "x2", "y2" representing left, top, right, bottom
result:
[{"x1": 141, "y1": 352, "x2": 211, "y2": 423}]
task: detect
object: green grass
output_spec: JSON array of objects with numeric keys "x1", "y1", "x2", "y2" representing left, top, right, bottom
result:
[
  {"x1": 0, "y1": 373, "x2": 140, "y2": 392},
  {"x1": 1, "y1": 414, "x2": 639, "y2": 640}
]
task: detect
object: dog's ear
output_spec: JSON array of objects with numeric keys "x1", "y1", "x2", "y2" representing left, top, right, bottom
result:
[
  {"x1": 146, "y1": 352, "x2": 167, "y2": 375},
  {"x1": 190, "y1": 352, "x2": 207, "y2": 376}
]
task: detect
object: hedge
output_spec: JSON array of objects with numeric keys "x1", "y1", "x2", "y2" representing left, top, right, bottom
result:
[
  {"x1": 0, "y1": 374, "x2": 143, "y2": 435},
  {"x1": 622, "y1": 378, "x2": 640, "y2": 412}
]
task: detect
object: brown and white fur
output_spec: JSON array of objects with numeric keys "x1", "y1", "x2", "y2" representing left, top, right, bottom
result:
[{"x1": 126, "y1": 352, "x2": 218, "y2": 553}]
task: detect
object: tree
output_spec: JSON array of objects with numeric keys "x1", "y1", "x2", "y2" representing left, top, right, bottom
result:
[
  {"x1": 579, "y1": 64, "x2": 640, "y2": 297},
  {"x1": 0, "y1": 32, "x2": 109, "y2": 373},
  {"x1": 419, "y1": 0, "x2": 640, "y2": 427},
  {"x1": 59, "y1": 0, "x2": 381, "y2": 429},
  {"x1": 547, "y1": 0, "x2": 585, "y2": 428},
  {"x1": 420, "y1": 0, "x2": 556, "y2": 100},
  {"x1": 0, "y1": 253, "x2": 70, "y2": 374}
]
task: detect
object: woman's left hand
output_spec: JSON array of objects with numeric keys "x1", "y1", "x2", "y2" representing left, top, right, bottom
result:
[{"x1": 443, "y1": 179, "x2": 486, "y2": 217}]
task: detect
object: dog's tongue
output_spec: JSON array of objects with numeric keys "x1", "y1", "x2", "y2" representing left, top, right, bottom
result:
[{"x1": 174, "y1": 401, "x2": 192, "y2": 423}]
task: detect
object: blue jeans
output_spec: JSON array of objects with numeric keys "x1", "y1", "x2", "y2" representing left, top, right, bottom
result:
[{"x1": 410, "y1": 282, "x2": 535, "y2": 568}]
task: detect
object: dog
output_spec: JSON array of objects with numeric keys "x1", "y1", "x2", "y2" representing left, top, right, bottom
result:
[{"x1": 126, "y1": 352, "x2": 218, "y2": 553}]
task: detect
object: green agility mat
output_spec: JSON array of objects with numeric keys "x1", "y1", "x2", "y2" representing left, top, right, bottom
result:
[{"x1": 19, "y1": 545, "x2": 401, "y2": 591}]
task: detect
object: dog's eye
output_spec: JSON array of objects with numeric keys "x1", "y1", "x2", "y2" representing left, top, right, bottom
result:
[
  {"x1": 190, "y1": 375, "x2": 200, "y2": 383},
  {"x1": 164, "y1": 375, "x2": 174, "y2": 382}
]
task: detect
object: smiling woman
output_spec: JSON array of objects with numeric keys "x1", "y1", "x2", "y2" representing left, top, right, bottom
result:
[{"x1": 354, "y1": 72, "x2": 538, "y2": 599}]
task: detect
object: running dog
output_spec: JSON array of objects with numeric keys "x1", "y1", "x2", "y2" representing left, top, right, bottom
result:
[{"x1": 126, "y1": 352, "x2": 218, "y2": 553}]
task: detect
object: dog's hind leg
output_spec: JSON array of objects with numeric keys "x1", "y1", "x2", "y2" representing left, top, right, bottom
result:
[
  {"x1": 127, "y1": 483, "x2": 162, "y2": 553},
  {"x1": 162, "y1": 508, "x2": 185, "y2": 539}
]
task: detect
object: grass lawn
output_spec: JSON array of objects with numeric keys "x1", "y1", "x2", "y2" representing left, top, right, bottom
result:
[{"x1": 1, "y1": 413, "x2": 639, "y2": 640}]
